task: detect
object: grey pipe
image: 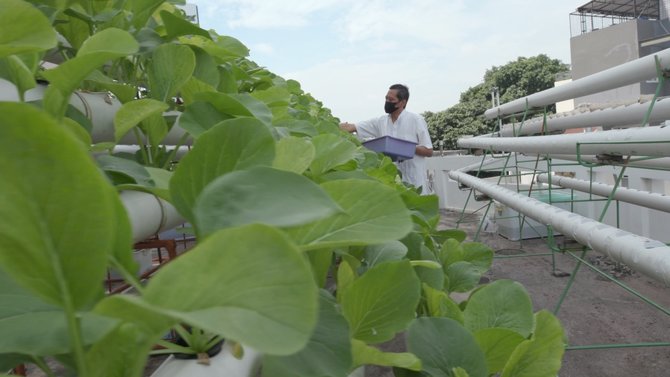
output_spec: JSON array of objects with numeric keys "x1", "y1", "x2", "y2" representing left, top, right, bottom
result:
[
  {"x1": 542, "y1": 154, "x2": 670, "y2": 169},
  {"x1": 485, "y1": 48, "x2": 670, "y2": 119},
  {"x1": 537, "y1": 173, "x2": 670, "y2": 213},
  {"x1": 459, "y1": 125, "x2": 670, "y2": 157},
  {"x1": 120, "y1": 191, "x2": 185, "y2": 243},
  {"x1": 0, "y1": 79, "x2": 190, "y2": 145},
  {"x1": 449, "y1": 170, "x2": 670, "y2": 285},
  {"x1": 499, "y1": 98, "x2": 670, "y2": 137}
]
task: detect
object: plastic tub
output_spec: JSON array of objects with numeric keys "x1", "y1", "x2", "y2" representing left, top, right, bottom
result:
[{"x1": 363, "y1": 136, "x2": 417, "y2": 161}]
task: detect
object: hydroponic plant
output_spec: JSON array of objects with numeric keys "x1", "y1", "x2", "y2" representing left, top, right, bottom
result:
[{"x1": 0, "y1": 1, "x2": 566, "y2": 376}]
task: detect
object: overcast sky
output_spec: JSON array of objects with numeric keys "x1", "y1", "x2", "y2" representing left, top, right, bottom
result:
[{"x1": 195, "y1": 0, "x2": 587, "y2": 122}]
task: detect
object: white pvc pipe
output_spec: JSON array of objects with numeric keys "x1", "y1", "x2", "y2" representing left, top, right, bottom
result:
[
  {"x1": 499, "y1": 97, "x2": 670, "y2": 137},
  {"x1": 459, "y1": 125, "x2": 670, "y2": 157},
  {"x1": 485, "y1": 48, "x2": 670, "y2": 119},
  {"x1": 0, "y1": 79, "x2": 190, "y2": 145},
  {"x1": 448, "y1": 170, "x2": 670, "y2": 285},
  {"x1": 111, "y1": 145, "x2": 191, "y2": 159},
  {"x1": 120, "y1": 191, "x2": 185, "y2": 243},
  {"x1": 543, "y1": 154, "x2": 670, "y2": 169},
  {"x1": 537, "y1": 173, "x2": 670, "y2": 213},
  {"x1": 149, "y1": 342, "x2": 260, "y2": 377}
]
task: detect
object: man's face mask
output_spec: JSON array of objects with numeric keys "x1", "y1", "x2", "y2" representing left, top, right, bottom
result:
[{"x1": 384, "y1": 101, "x2": 398, "y2": 114}]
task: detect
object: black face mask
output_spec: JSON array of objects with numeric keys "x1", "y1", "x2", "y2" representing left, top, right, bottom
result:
[{"x1": 384, "y1": 101, "x2": 398, "y2": 114}]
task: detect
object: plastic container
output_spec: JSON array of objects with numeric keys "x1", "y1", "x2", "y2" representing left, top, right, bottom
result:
[{"x1": 362, "y1": 136, "x2": 417, "y2": 161}]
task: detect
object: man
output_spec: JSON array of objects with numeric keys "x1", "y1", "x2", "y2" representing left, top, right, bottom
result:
[{"x1": 340, "y1": 84, "x2": 433, "y2": 193}]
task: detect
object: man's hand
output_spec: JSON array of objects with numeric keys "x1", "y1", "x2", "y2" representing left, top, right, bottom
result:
[{"x1": 340, "y1": 122, "x2": 356, "y2": 133}]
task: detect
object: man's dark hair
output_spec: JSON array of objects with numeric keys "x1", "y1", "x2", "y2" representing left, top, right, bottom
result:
[{"x1": 389, "y1": 84, "x2": 410, "y2": 103}]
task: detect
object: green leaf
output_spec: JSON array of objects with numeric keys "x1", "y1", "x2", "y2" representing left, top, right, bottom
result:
[
  {"x1": 461, "y1": 242, "x2": 494, "y2": 272},
  {"x1": 340, "y1": 260, "x2": 420, "y2": 344},
  {"x1": 191, "y1": 46, "x2": 220, "y2": 87},
  {"x1": 439, "y1": 238, "x2": 464, "y2": 267},
  {"x1": 501, "y1": 311, "x2": 565, "y2": 377},
  {"x1": 194, "y1": 91, "x2": 273, "y2": 126},
  {"x1": 410, "y1": 240, "x2": 445, "y2": 291},
  {"x1": 160, "y1": 10, "x2": 211, "y2": 40},
  {"x1": 363, "y1": 241, "x2": 408, "y2": 269},
  {"x1": 452, "y1": 367, "x2": 471, "y2": 377},
  {"x1": 464, "y1": 280, "x2": 534, "y2": 338},
  {"x1": 273, "y1": 119, "x2": 318, "y2": 137},
  {"x1": 0, "y1": 269, "x2": 118, "y2": 356},
  {"x1": 433, "y1": 228, "x2": 467, "y2": 244},
  {"x1": 285, "y1": 179, "x2": 413, "y2": 250},
  {"x1": 306, "y1": 249, "x2": 333, "y2": 288},
  {"x1": 178, "y1": 101, "x2": 231, "y2": 138},
  {"x1": 351, "y1": 339, "x2": 421, "y2": 371},
  {"x1": 116, "y1": 167, "x2": 172, "y2": 202},
  {"x1": 0, "y1": 56, "x2": 36, "y2": 100},
  {"x1": 213, "y1": 34, "x2": 250, "y2": 58},
  {"x1": 320, "y1": 170, "x2": 375, "y2": 182},
  {"x1": 423, "y1": 283, "x2": 464, "y2": 324},
  {"x1": 148, "y1": 43, "x2": 196, "y2": 102},
  {"x1": 96, "y1": 155, "x2": 154, "y2": 186},
  {"x1": 109, "y1": 197, "x2": 137, "y2": 276},
  {"x1": 129, "y1": 0, "x2": 164, "y2": 29},
  {"x1": 179, "y1": 35, "x2": 249, "y2": 63},
  {"x1": 337, "y1": 260, "x2": 356, "y2": 298},
  {"x1": 402, "y1": 189, "x2": 439, "y2": 225},
  {"x1": 217, "y1": 64, "x2": 238, "y2": 93},
  {"x1": 407, "y1": 317, "x2": 488, "y2": 377},
  {"x1": 84, "y1": 322, "x2": 157, "y2": 377},
  {"x1": 445, "y1": 261, "x2": 482, "y2": 293},
  {"x1": 135, "y1": 26, "x2": 164, "y2": 55},
  {"x1": 252, "y1": 86, "x2": 290, "y2": 107},
  {"x1": 262, "y1": 291, "x2": 352, "y2": 377},
  {"x1": 194, "y1": 166, "x2": 342, "y2": 237},
  {"x1": 84, "y1": 70, "x2": 136, "y2": 103},
  {"x1": 143, "y1": 224, "x2": 318, "y2": 355},
  {"x1": 309, "y1": 134, "x2": 358, "y2": 176},
  {"x1": 0, "y1": 0, "x2": 57, "y2": 58},
  {"x1": 93, "y1": 295, "x2": 175, "y2": 337},
  {"x1": 139, "y1": 112, "x2": 169, "y2": 148},
  {"x1": 410, "y1": 260, "x2": 441, "y2": 269},
  {"x1": 0, "y1": 103, "x2": 118, "y2": 308},
  {"x1": 180, "y1": 75, "x2": 217, "y2": 105},
  {"x1": 114, "y1": 98, "x2": 169, "y2": 142},
  {"x1": 42, "y1": 28, "x2": 139, "y2": 117},
  {"x1": 169, "y1": 118, "x2": 275, "y2": 222},
  {"x1": 273, "y1": 136, "x2": 315, "y2": 174},
  {"x1": 474, "y1": 328, "x2": 525, "y2": 375},
  {"x1": 60, "y1": 116, "x2": 92, "y2": 146}
]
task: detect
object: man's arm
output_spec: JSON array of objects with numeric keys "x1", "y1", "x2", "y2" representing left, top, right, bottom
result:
[
  {"x1": 415, "y1": 145, "x2": 433, "y2": 157},
  {"x1": 413, "y1": 114, "x2": 434, "y2": 157},
  {"x1": 340, "y1": 122, "x2": 356, "y2": 133}
]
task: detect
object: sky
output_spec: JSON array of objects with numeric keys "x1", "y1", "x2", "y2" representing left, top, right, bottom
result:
[{"x1": 194, "y1": 0, "x2": 587, "y2": 122}]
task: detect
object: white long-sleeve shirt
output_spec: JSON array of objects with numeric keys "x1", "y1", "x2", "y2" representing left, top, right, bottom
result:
[{"x1": 355, "y1": 110, "x2": 433, "y2": 193}]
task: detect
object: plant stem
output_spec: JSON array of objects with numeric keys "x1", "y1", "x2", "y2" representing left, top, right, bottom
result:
[
  {"x1": 108, "y1": 256, "x2": 145, "y2": 294},
  {"x1": 63, "y1": 299, "x2": 88, "y2": 375},
  {"x1": 204, "y1": 335, "x2": 224, "y2": 351},
  {"x1": 173, "y1": 324, "x2": 194, "y2": 345},
  {"x1": 31, "y1": 356, "x2": 57, "y2": 377},
  {"x1": 162, "y1": 132, "x2": 190, "y2": 170},
  {"x1": 133, "y1": 127, "x2": 151, "y2": 165},
  {"x1": 50, "y1": 251, "x2": 88, "y2": 374},
  {"x1": 152, "y1": 339, "x2": 196, "y2": 355}
]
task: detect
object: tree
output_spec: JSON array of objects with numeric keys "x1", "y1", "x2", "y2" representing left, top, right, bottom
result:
[{"x1": 425, "y1": 54, "x2": 569, "y2": 150}]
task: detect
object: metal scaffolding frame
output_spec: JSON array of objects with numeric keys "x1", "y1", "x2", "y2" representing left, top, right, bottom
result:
[
  {"x1": 570, "y1": 0, "x2": 660, "y2": 37},
  {"x1": 454, "y1": 47, "x2": 670, "y2": 353}
]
